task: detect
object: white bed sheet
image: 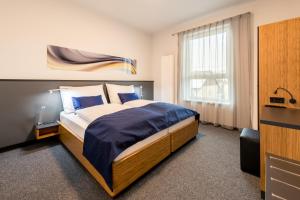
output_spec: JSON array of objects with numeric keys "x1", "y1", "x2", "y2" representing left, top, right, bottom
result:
[
  {"x1": 60, "y1": 112, "x2": 88, "y2": 140},
  {"x1": 123, "y1": 99, "x2": 155, "y2": 107}
]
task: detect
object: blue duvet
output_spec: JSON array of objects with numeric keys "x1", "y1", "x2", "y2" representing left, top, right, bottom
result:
[{"x1": 83, "y1": 102, "x2": 199, "y2": 189}]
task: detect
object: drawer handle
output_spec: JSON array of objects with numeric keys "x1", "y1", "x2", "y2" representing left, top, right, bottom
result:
[
  {"x1": 272, "y1": 193, "x2": 287, "y2": 200},
  {"x1": 271, "y1": 165, "x2": 300, "y2": 177},
  {"x1": 270, "y1": 156, "x2": 300, "y2": 167},
  {"x1": 271, "y1": 177, "x2": 300, "y2": 191}
]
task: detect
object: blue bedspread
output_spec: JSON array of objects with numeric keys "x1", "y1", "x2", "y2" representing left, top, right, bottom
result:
[{"x1": 83, "y1": 102, "x2": 199, "y2": 189}]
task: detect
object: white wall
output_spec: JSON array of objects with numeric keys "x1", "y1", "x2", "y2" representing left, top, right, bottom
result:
[
  {"x1": 151, "y1": 0, "x2": 300, "y2": 129},
  {"x1": 161, "y1": 55, "x2": 175, "y2": 103},
  {"x1": 0, "y1": 0, "x2": 152, "y2": 80},
  {"x1": 1, "y1": 0, "x2": 300, "y2": 128}
]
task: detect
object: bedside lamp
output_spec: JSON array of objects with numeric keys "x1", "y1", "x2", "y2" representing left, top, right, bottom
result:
[
  {"x1": 48, "y1": 88, "x2": 62, "y2": 94},
  {"x1": 134, "y1": 85, "x2": 143, "y2": 99},
  {"x1": 37, "y1": 105, "x2": 46, "y2": 125},
  {"x1": 140, "y1": 85, "x2": 143, "y2": 99},
  {"x1": 36, "y1": 90, "x2": 60, "y2": 140},
  {"x1": 274, "y1": 87, "x2": 296, "y2": 104},
  {"x1": 37, "y1": 88, "x2": 63, "y2": 125}
]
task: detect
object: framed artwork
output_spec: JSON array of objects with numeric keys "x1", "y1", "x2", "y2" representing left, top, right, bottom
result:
[{"x1": 47, "y1": 45, "x2": 136, "y2": 74}]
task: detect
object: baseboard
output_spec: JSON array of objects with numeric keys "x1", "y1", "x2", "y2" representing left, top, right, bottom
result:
[{"x1": 0, "y1": 137, "x2": 58, "y2": 153}]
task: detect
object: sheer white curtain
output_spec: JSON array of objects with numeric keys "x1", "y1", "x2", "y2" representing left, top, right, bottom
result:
[{"x1": 178, "y1": 13, "x2": 252, "y2": 129}]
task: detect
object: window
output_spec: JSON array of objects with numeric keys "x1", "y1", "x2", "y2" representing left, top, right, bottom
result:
[{"x1": 180, "y1": 23, "x2": 232, "y2": 104}]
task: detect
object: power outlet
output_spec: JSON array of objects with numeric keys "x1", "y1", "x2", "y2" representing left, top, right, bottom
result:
[{"x1": 270, "y1": 97, "x2": 285, "y2": 104}]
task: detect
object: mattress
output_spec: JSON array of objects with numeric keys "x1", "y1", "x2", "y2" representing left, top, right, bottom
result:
[
  {"x1": 60, "y1": 112, "x2": 195, "y2": 162},
  {"x1": 123, "y1": 99, "x2": 156, "y2": 107}
]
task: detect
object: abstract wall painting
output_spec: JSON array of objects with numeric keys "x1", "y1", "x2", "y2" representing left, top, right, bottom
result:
[{"x1": 47, "y1": 45, "x2": 137, "y2": 74}]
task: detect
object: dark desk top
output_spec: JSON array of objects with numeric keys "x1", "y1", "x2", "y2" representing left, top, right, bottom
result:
[{"x1": 260, "y1": 107, "x2": 300, "y2": 130}]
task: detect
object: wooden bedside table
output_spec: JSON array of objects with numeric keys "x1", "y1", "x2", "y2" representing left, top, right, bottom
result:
[{"x1": 35, "y1": 122, "x2": 59, "y2": 140}]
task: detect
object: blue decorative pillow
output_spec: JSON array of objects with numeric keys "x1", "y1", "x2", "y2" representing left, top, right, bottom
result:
[
  {"x1": 72, "y1": 95, "x2": 104, "y2": 110},
  {"x1": 118, "y1": 93, "x2": 139, "y2": 104}
]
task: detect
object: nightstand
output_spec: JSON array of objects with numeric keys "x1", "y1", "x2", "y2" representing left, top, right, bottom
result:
[{"x1": 35, "y1": 122, "x2": 59, "y2": 140}]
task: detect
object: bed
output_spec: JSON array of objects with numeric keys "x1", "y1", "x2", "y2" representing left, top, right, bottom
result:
[{"x1": 57, "y1": 84, "x2": 199, "y2": 197}]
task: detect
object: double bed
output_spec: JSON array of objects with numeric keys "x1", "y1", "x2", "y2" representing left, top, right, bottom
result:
[{"x1": 57, "y1": 84, "x2": 199, "y2": 197}]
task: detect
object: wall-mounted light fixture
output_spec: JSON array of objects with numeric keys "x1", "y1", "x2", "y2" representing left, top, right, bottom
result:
[
  {"x1": 134, "y1": 85, "x2": 143, "y2": 99},
  {"x1": 140, "y1": 85, "x2": 143, "y2": 99},
  {"x1": 37, "y1": 88, "x2": 65, "y2": 125},
  {"x1": 274, "y1": 87, "x2": 296, "y2": 104},
  {"x1": 48, "y1": 88, "x2": 62, "y2": 94}
]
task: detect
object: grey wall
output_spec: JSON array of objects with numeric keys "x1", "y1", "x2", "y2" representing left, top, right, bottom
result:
[{"x1": 0, "y1": 80, "x2": 153, "y2": 149}]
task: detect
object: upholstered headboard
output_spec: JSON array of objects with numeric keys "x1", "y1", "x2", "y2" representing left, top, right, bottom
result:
[{"x1": 0, "y1": 79, "x2": 154, "y2": 149}]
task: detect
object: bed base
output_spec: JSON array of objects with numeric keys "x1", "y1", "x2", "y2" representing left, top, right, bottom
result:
[
  {"x1": 58, "y1": 119, "x2": 199, "y2": 197},
  {"x1": 170, "y1": 120, "x2": 199, "y2": 152}
]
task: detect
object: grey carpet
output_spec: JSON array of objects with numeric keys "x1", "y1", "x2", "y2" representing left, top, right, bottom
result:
[{"x1": 0, "y1": 125, "x2": 260, "y2": 200}]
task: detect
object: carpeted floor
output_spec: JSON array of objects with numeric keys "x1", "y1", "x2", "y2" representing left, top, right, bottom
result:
[{"x1": 0, "y1": 125, "x2": 260, "y2": 200}]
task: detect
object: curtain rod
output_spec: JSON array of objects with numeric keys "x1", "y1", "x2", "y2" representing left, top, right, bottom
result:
[{"x1": 171, "y1": 12, "x2": 250, "y2": 36}]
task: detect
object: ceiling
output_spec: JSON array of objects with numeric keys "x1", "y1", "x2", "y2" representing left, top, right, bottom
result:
[{"x1": 73, "y1": 0, "x2": 252, "y2": 33}]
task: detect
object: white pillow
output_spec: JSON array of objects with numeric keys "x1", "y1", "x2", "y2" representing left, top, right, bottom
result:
[
  {"x1": 59, "y1": 85, "x2": 107, "y2": 113},
  {"x1": 106, "y1": 84, "x2": 135, "y2": 104}
]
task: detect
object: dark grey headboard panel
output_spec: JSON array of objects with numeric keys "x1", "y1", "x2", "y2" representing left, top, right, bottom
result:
[{"x1": 0, "y1": 80, "x2": 153, "y2": 149}]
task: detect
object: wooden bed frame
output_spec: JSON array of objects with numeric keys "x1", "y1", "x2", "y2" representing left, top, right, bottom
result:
[{"x1": 58, "y1": 119, "x2": 199, "y2": 197}]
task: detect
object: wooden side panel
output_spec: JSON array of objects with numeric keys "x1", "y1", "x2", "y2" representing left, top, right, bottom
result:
[
  {"x1": 59, "y1": 126, "x2": 115, "y2": 197},
  {"x1": 259, "y1": 17, "x2": 300, "y2": 112},
  {"x1": 259, "y1": 17, "x2": 300, "y2": 192},
  {"x1": 259, "y1": 20, "x2": 288, "y2": 112},
  {"x1": 170, "y1": 120, "x2": 198, "y2": 152},
  {"x1": 287, "y1": 18, "x2": 300, "y2": 107},
  {"x1": 260, "y1": 124, "x2": 267, "y2": 191},
  {"x1": 260, "y1": 124, "x2": 300, "y2": 191},
  {"x1": 112, "y1": 134, "x2": 171, "y2": 193}
]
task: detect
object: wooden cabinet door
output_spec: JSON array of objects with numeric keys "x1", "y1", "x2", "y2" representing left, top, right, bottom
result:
[
  {"x1": 259, "y1": 17, "x2": 300, "y2": 192},
  {"x1": 259, "y1": 17, "x2": 300, "y2": 113}
]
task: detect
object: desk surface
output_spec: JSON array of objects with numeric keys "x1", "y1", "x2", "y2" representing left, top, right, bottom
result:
[{"x1": 260, "y1": 107, "x2": 300, "y2": 130}]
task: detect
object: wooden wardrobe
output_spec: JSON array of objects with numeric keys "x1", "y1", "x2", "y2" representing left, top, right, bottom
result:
[{"x1": 259, "y1": 17, "x2": 300, "y2": 194}]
